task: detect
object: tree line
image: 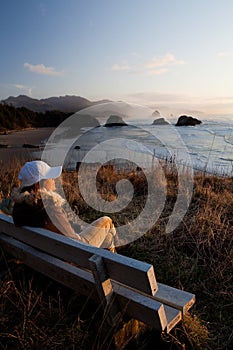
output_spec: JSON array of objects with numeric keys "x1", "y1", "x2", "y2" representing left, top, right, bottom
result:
[{"x1": 0, "y1": 103, "x2": 72, "y2": 132}]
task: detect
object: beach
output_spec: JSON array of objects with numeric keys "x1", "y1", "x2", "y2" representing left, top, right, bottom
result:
[{"x1": 0, "y1": 128, "x2": 54, "y2": 166}]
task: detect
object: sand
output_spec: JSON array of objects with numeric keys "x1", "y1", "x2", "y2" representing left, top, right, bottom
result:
[{"x1": 0, "y1": 128, "x2": 55, "y2": 167}]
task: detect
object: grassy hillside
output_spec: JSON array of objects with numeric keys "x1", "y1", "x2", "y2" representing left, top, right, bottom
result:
[{"x1": 0, "y1": 160, "x2": 232, "y2": 349}]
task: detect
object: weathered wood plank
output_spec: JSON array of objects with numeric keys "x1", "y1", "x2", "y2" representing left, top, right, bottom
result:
[
  {"x1": 163, "y1": 305, "x2": 182, "y2": 333},
  {"x1": 0, "y1": 214, "x2": 157, "y2": 295},
  {"x1": 0, "y1": 233, "x2": 96, "y2": 297},
  {"x1": 111, "y1": 281, "x2": 182, "y2": 332},
  {"x1": 111, "y1": 280, "x2": 167, "y2": 331},
  {"x1": 155, "y1": 283, "x2": 195, "y2": 314},
  {"x1": 0, "y1": 233, "x2": 176, "y2": 331},
  {"x1": 89, "y1": 254, "x2": 121, "y2": 325}
]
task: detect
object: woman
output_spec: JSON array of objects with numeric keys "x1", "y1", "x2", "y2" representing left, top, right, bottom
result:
[{"x1": 12, "y1": 160, "x2": 117, "y2": 251}]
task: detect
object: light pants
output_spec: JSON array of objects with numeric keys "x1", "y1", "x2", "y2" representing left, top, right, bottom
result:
[{"x1": 79, "y1": 216, "x2": 116, "y2": 249}]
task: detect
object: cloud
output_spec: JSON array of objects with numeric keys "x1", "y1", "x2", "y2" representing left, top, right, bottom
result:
[
  {"x1": 111, "y1": 53, "x2": 185, "y2": 76},
  {"x1": 145, "y1": 53, "x2": 186, "y2": 68},
  {"x1": 24, "y1": 63, "x2": 64, "y2": 76}
]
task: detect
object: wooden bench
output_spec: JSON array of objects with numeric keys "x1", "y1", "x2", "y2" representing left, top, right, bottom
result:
[{"x1": 0, "y1": 213, "x2": 195, "y2": 339}]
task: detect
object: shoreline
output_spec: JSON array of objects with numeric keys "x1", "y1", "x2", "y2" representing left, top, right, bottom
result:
[
  {"x1": 0, "y1": 127, "x2": 55, "y2": 145},
  {"x1": 0, "y1": 127, "x2": 55, "y2": 166}
]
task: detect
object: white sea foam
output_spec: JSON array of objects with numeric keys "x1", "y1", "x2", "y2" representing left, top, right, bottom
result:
[{"x1": 39, "y1": 104, "x2": 233, "y2": 177}]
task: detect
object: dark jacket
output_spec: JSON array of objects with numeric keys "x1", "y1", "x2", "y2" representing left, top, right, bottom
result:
[
  {"x1": 13, "y1": 200, "x2": 48, "y2": 227},
  {"x1": 11, "y1": 187, "x2": 84, "y2": 241}
]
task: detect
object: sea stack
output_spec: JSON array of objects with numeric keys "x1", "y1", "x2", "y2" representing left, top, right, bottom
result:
[
  {"x1": 176, "y1": 115, "x2": 202, "y2": 126},
  {"x1": 104, "y1": 115, "x2": 128, "y2": 127},
  {"x1": 152, "y1": 117, "x2": 169, "y2": 125}
]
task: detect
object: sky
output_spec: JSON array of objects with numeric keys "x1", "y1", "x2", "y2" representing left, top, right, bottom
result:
[{"x1": 1, "y1": 0, "x2": 233, "y2": 118}]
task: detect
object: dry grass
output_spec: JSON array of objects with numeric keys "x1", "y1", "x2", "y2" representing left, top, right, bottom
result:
[{"x1": 0, "y1": 159, "x2": 233, "y2": 349}]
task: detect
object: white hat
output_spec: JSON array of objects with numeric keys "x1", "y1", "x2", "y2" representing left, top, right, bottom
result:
[{"x1": 18, "y1": 160, "x2": 62, "y2": 187}]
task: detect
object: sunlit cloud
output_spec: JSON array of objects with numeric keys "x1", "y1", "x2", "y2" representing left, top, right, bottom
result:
[
  {"x1": 112, "y1": 53, "x2": 185, "y2": 76},
  {"x1": 24, "y1": 62, "x2": 64, "y2": 76},
  {"x1": 145, "y1": 53, "x2": 186, "y2": 68},
  {"x1": 143, "y1": 53, "x2": 185, "y2": 76}
]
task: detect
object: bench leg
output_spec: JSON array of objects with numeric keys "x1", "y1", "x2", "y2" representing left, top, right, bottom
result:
[{"x1": 89, "y1": 254, "x2": 121, "y2": 326}]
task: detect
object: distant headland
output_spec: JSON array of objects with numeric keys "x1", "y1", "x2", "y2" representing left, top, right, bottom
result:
[
  {"x1": 1, "y1": 94, "x2": 111, "y2": 113},
  {"x1": 0, "y1": 95, "x2": 203, "y2": 133}
]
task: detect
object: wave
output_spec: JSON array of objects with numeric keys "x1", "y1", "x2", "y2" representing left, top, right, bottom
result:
[{"x1": 41, "y1": 117, "x2": 233, "y2": 176}]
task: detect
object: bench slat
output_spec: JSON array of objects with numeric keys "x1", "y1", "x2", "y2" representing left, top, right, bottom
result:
[
  {"x1": 0, "y1": 214, "x2": 157, "y2": 295},
  {"x1": 155, "y1": 283, "x2": 195, "y2": 315},
  {"x1": 0, "y1": 233, "x2": 95, "y2": 297},
  {"x1": 0, "y1": 233, "x2": 180, "y2": 331},
  {"x1": 111, "y1": 281, "x2": 167, "y2": 331},
  {"x1": 163, "y1": 305, "x2": 182, "y2": 333},
  {"x1": 111, "y1": 281, "x2": 182, "y2": 332}
]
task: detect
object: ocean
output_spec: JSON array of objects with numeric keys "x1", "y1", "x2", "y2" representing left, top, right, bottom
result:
[
  {"x1": 34, "y1": 108, "x2": 233, "y2": 235},
  {"x1": 39, "y1": 102, "x2": 233, "y2": 177},
  {"x1": 40, "y1": 118, "x2": 233, "y2": 177}
]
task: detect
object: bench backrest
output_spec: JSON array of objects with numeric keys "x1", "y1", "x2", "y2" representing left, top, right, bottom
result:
[
  {"x1": 0, "y1": 213, "x2": 195, "y2": 333},
  {"x1": 0, "y1": 213, "x2": 158, "y2": 295}
]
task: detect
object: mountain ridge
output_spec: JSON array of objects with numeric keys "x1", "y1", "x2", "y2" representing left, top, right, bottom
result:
[{"x1": 1, "y1": 94, "x2": 112, "y2": 113}]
